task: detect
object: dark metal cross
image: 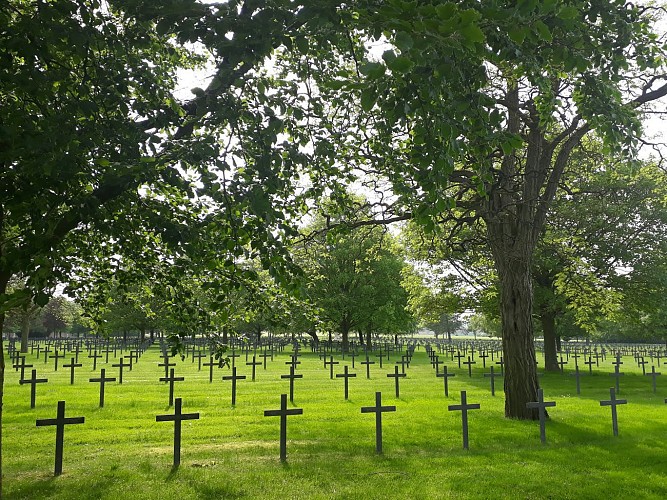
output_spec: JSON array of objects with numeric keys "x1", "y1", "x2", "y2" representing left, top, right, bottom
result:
[
  {"x1": 63, "y1": 358, "x2": 82, "y2": 385},
  {"x1": 13, "y1": 355, "x2": 32, "y2": 381},
  {"x1": 448, "y1": 390, "x2": 480, "y2": 450},
  {"x1": 637, "y1": 356, "x2": 648, "y2": 375},
  {"x1": 360, "y1": 391, "x2": 396, "y2": 454},
  {"x1": 324, "y1": 355, "x2": 339, "y2": 380},
  {"x1": 600, "y1": 387, "x2": 627, "y2": 437},
  {"x1": 112, "y1": 357, "x2": 131, "y2": 384},
  {"x1": 645, "y1": 365, "x2": 661, "y2": 393},
  {"x1": 203, "y1": 356, "x2": 216, "y2": 383},
  {"x1": 526, "y1": 388, "x2": 556, "y2": 443},
  {"x1": 432, "y1": 356, "x2": 443, "y2": 374},
  {"x1": 495, "y1": 356, "x2": 504, "y2": 376},
  {"x1": 246, "y1": 355, "x2": 262, "y2": 381},
  {"x1": 463, "y1": 356, "x2": 476, "y2": 377},
  {"x1": 483, "y1": 366, "x2": 502, "y2": 396},
  {"x1": 20, "y1": 369, "x2": 48, "y2": 408},
  {"x1": 89, "y1": 368, "x2": 116, "y2": 407},
  {"x1": 158, "y1": 357, "x2": 176, "y2": 381},
  {"x1": 336, "y1": 365, "x2": 356, "y2": 400},
  {"x1": 160, "y1": 368, "x2": 185, "y2": 407},
  {"x1": 88, "y1": 350, "x2": 102, "y2": 371},
  {"x1": 222, "y1": 366, "x2": 247, "y2": 406},
  {"x1": 437, "y1": 365, "x2": 455, "y2": 397},
  {"x1": 280, "y1": 365, "x2": 302, "y2": 403},
  {"x1": 584, "y1": 356, "x2": 595, "y2": 375},
  {"x1": 387, "y1": 365, "x2": 406, "y2": 398},
  {"x1": 264, "y1": 393, "x2": 303, "y2": 462},
  {"x1": 360, "y1": 355, "x2": 375, "y2": 379},
  {"x1": 609, "y1": 364, "x2": 625, "y2": 394},
  {"x1": 156, "y1": 398, "x2": 200, "y2": 468},
  {"x1": 36, "y1": 400, "x2": 85, "y2": 476},
  {"x1": 50, "y1": 350, "x2": 65, "y2": 371}
]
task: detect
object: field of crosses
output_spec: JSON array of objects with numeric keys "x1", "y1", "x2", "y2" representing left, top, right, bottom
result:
[{"x1": 5, "y1": 335, "x2": 667, "y2": 499}]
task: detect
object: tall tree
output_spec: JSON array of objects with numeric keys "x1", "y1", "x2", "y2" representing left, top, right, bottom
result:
[{"x1": 281, "y1": 0, "x2": 667, "y2": 418}]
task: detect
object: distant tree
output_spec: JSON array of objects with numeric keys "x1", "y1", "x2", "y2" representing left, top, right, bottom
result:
[{"x1": 296, "y1": 203, "x2": 414, "y2": 351}]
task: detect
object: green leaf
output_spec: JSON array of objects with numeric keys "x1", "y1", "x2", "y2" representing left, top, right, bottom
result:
[
  {"x1": 460, "y1": 23, "x2": 485, "y2": 44},
  {"x1": 435, "y1": 3, "x2": 457, "y2": 20},
  {"x1": 360, "y1": 87, "x2": 377, "y2": 111},
  {"x1": 509, "y1": 27, "x2": 527, "y2": 45},
  {"x1": 558, "y1": 6, "x2": 579, "y2": 20},
  {"x1": 386, "y1": 55, "x2": 414, "y2": 73},
  {"x1": 394, "y1": 31, "x2": 414, "y2": 51},
  {"x1": 359, "y1": 62, "x2": 386, "y2": 79},
  {"x1": 534, "y1": 20, "x2": 552, "y2": 42}
]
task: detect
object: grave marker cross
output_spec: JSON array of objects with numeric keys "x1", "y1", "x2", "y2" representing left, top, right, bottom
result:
[
  {"x1": 158, "y1": 357, "x2": 176, "y2": 381},
  {"x1": 448, "y1": 390, "x2": 480, "y2": 450},
  {"x1": 280, "y1": 365, "x2": 302, "y2": 403},
  {"x1": 159, "y1": 368, "x2": 185, "y2": 407},
  {"x1": 246, "y1": 355, "x2": 262, "y2": 381},
  {"x1": 155, "y1": 398, "x2": 200, "y2": 468},
  {"x1": 222, "y1": 366, "x2": 247, "y2": 405},
  {"x1": 36, "y1": 400, "x2": 85, "y2": 476},
  {"x1": 437, "y1": 365, "x2": 455, "y2": 397},
  {"x1": 89, "y1": 369, "x2": 116, "y2": 407},
  {"x1": 599, "y1": 387, "x2": 627, "y2": 437},
  {"x1": 360, "y1": 392, "x2": 396, "y2": 454},
  {"x1": 20, "y1": 369, "x2": 48, "y2": 408},
  {"x1": 63, "y1": 358, "x2": 82, "y2": 385},
  {"x1": 645, "y1": 365, "x2": 661, "y2": 393},
  {"x1": 336, "y1": 365, "x2": 356, "y2": 400},
  {"x1": 483, "y1": 366, "x2": 502, "y2": 396},
  {"x1": 463, "y1": 356, "x2": 476, "y2": 377},
  {"x1": 387, "y1": 365, "x2": 406, "y2": 398},
  {"x1": 13, "y1": 355, "x2": 32, "y2": 381},
  {"x1": 610, "y1": 364, "x2": 625, "y2": 394},
  {"x1": 263, "y1": 393, "x2": 303, "y2": 462},
  {"x1": 112, "y1": 357, "x2": 131, "y2": 384},
  {"x1": 88, "y1": 350, "x2": 102, "y2": 371},
  {"x1": 360, "y1": 355, "x2": 375, "y2": 379},
  {"x1": 50, "y1": 350, "x2": 65, "y2": 371},
  {"x1": 324, "y1": 355, "x2": 339, "y2": 380},
  {"x1": 526, "y1": 388, "x2": 556, "y2": 443},
  {"x1": 203, "y1": 356, "x2": 216, "y2": 383}
]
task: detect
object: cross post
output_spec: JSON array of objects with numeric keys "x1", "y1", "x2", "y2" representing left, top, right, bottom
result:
[
  {"x1": 36, "y1": 400, "x2": 85, "y2": 475},
  {"x1": 360, "y1": 391, "x2": 396, "y2": 454},
  {"x1": 263, "y1": 393, "x2": 303, "y2": 462}
]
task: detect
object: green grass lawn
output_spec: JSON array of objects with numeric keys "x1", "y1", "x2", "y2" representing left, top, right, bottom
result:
[{"x1": 4, "y1": 342, "x2": 667, "y2": 499}]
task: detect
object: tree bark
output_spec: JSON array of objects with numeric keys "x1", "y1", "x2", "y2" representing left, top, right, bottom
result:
[
  {"x1": 0, "y1": 272, "x2": 9, "y2": 495},
  {"x1": 497, "y1": 258, "x2": 541, "y2": 419},
  {"x1": 365, "y1": 329, "x2": 371, "y2": 350},
  {"x1": 20, "y1": 312, "x2": 31, "y2": 353},
  {"x1": 541, "y1": 310, "x2": 560, "y2": 371}
]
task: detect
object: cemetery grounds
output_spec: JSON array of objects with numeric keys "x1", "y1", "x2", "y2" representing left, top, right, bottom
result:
[{"x1": 4, "y1": 339, "x2": 667, "y2": 499}]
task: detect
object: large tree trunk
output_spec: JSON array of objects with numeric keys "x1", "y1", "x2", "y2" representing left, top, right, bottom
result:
[
  {"x1": 540, "y1": 309, "x2": 560, "y2": 371},
  {"x1": 497, "y1": 256, "x2": 541, "y2": 419},
  {"x1": 365, "y1": 329, "x2": 371, "y2": 350}
]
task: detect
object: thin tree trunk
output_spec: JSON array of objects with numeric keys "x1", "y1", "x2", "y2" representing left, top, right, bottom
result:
[
  {"x1": 0, "y1": 272, "x2": 10, "y2": 495},
  {"x1": 541, "y1": 310, "x2": 560, "y2": 371},
  {"x1": 20, "y1": 312, "x2": 31, "y2": 353},
  {"x1": 365, "y1": 329, "x2": 372, "y2": 350}
]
